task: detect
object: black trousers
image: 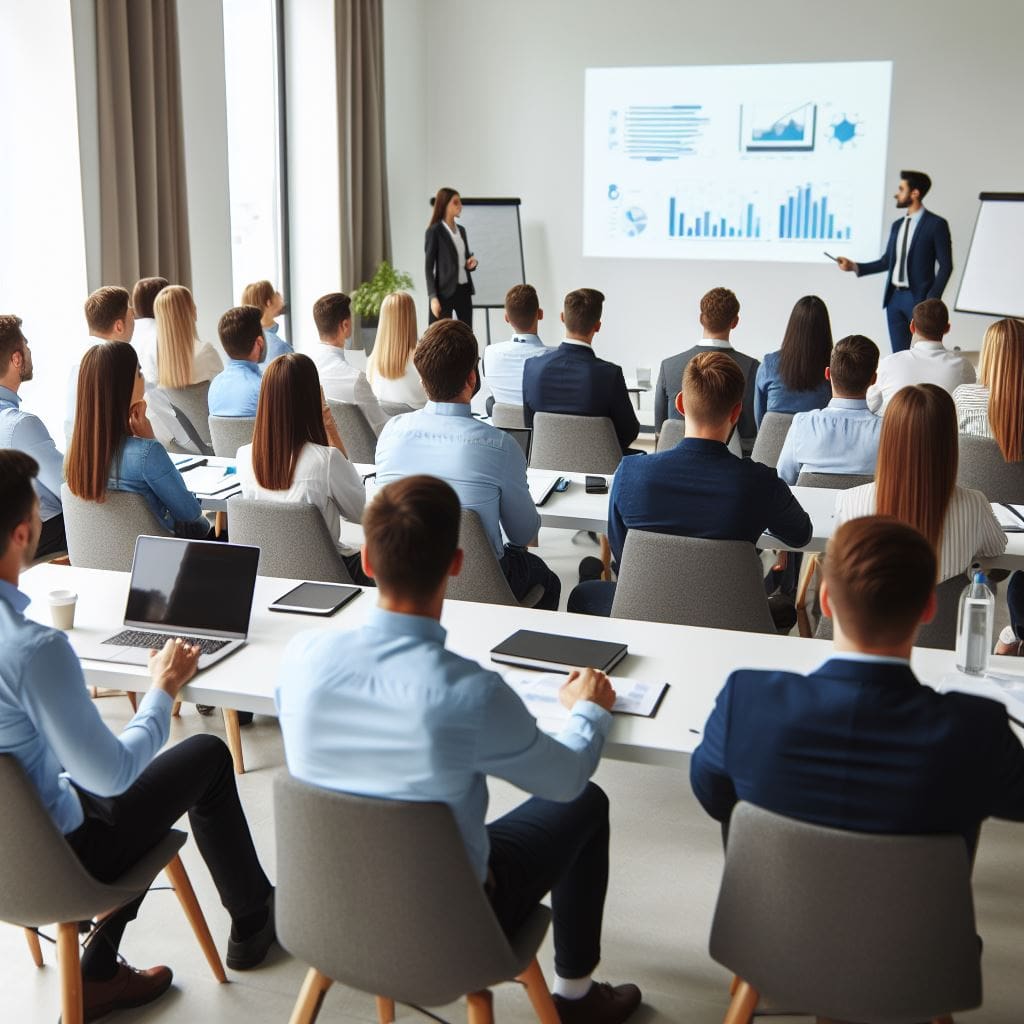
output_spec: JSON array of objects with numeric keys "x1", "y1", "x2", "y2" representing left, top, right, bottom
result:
[
  {"x1": 487, "y1": 782, "x2": 610, "y2": 979},
  {"x1": 36, "y1": 514, "x2": 68, "y2": 559},
  {"x1": 429, "y1": 282, "x2": 474, "y2": 326},
  {"x1": 65, "y1": 734, "x2": 271, "y2": 979},
  {"x1": 500, "y1": 544, "x2": 562, "y2": 611}
]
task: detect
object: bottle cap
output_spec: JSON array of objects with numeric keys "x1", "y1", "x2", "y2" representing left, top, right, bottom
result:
[{"x1": 974, "y1": 571, "x2": 987, "y2": 585}]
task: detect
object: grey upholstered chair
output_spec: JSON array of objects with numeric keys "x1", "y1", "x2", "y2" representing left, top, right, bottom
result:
[
  {"x1": 0, "y1": 755, "x2": 225, "y2": 1024},
  {"x1": 445, "y1": 509, "x2": 543, "y2": 608},
  {"x1": 655, "y1": 418, "x2": 685, "y2": 452},
  {"x1": 61, "y1": 484, "x2": 172, "y2": 571},
  {"x1": 750, "y1": 412, "x2": 794, "y2": 468},
  {"x1": 529, "y1": 412, "x2": 622, "y2": 473},
  {"x1": 158, "y1": 381, "x2": 214, "y2": 456},
  {"x1": 226, "y1": 498, "x2": 354, "y2": 583},
  {"x1": 610, "y1": 531, "x2": 776, "y2": 633},
  {"x1": 710, "y1": 802, "x2": 981, "y2": 1024},
  {"x1": 273, "y1": 773, "x2": 559, "y2": 1024},
  {"x1": 957, "y1": 434, "x2": 1024, "y2": 503},
  {"x1": 796, "y1": 471, "x2": 874, "y2": 490},
  {"x1": 491, "y1": 402, "x2": 527, "y2": 428},
  {"x1": 379, "y1": 400, "x2": 414, "y2": 418},
  {"x1": 327, "y1": 400, "x2": 379, "y2": 463},
  {"x1": 208, "y1": 415, "x2": 256, "y2": 457}
]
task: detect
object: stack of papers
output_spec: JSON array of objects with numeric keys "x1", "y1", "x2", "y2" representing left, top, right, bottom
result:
[
  {"x1": 991, "y1": 503, "x2": 1024, "y2": 532},
  {"x1": 180, "y1": 465, "x2": 240, "y2": 497}
]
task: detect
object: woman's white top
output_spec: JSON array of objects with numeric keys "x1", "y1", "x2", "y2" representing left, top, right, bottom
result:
[
  {"x1": 444, "y1": 221, "x2": 468, "y2": 285},
  {"x1": 835, "y1": 482, "x2": 1006, "y2": 582},
  {"x1": 236, "y1": 441, "x2": 365, "y2": 556},
  {"x1": 369, "y1": 355, "x2": 427, "y2": 409},
  {"x1": 953, "y1": 383, "x2": 993, "y2": 440},
  {"x1": 190, "y1": 341, "x2": 224, "y2": 384}
]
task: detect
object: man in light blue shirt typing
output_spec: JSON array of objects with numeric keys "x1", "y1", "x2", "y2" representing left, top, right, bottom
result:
[
  {"x1": 482, "y1": 283, "x2": 548, "y2": 407},
  {"x1": 208, "y1": 305, "x2": 265, "y2": 417},
  {"x1": 376, "y1": 318, "x2": 561, "y2": 609},
  {"x1": 276, "y1": 475, "x2": 641, "y2": 1024},
  {"x1": 776, "y1": 334, "x2": 882, "y2": 485}
]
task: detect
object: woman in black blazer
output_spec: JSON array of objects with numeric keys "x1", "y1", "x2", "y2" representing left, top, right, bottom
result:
[{"x1": 425, "y1": 187, "x2": 477, "y2": 324}]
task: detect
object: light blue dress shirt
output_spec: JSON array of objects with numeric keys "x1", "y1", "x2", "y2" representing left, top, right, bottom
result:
[
  {"x1": 375, "y1": 402, "x2": 540, "y2": 559},
  {"x1": 208, "y1": 358, "x2": 263, "y2": 417},
  {"x1": 275, "y1": 606, "x2": 611, "y2": 881},
  {"x1": 753, "y1": 350, "x2": 832, "y2": 427},
  {"x1": 775, "y1": 397, "x2": 882, "y2": 485},
  {"x1": 0, "y1": 385, "x2": 64, "y2": 522},
  {"x1": 482, "y1": 334, "x2": 547, "y2": 405},
  {"x1": 260, "y1": 324, "x2": 293, "y2": 365},
  {"x1": 0, "y1": 580, "x2": 171, "y2": 835}
]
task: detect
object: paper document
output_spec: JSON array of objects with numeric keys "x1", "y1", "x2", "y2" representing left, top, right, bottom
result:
[
  {"x1": 937, "y1": 670, "x2": 1024, "y2": 725},
  {"x1": 504, "y1": 670, "x2": 668, "y2": 725},
  {"x1": 991, "y1": 503, "x2": 1024, "y2": 532},
  {"x1": 529, "y1": 475, "x2": 560, "y2": 506},
  {"x1": 181, "y1": 466, "x2": 240, "y2": 496}
]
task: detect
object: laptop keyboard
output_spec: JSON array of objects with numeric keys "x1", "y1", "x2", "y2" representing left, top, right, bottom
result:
[{"x1": 103, "y1": 630, "x2": 230, "y2": 655}]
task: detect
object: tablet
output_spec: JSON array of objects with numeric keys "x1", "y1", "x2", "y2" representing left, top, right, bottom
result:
[{"x1": 268, "y1": 582, "x2": 362, "y2": 616}]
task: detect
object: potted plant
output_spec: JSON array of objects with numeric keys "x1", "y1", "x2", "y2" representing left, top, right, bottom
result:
[{"x1": 349, "y1": 260, "x2": 414, "y2": 353}]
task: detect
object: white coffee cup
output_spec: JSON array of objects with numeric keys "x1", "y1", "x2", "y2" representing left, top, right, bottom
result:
[{"x1": 47, "y1": 589, "x2": 78, "y2": 631}]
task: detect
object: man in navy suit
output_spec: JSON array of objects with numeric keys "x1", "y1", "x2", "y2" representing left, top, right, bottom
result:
[
  {"x1": 691, "y1": 517, "x2": 1024, "y2": 856},
  {"x1": 522, "y1": 288, "x2": 640, "y2": 454},
  {"x1": 837, "y1": 170, "x2": 953, "y2": 354}
]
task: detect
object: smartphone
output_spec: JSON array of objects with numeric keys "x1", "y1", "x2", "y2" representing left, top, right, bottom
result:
[{"x1": 585, "y1": 475, "x2": 608, "y2": 495}]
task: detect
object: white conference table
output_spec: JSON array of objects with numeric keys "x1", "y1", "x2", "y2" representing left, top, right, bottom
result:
[{"x1": 21, "y1": 563, "x2": 1024, "y2": 775}]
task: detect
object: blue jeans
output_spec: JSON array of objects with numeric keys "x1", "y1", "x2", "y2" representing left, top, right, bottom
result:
[{"x1": 501, "y1": 545, "x2": 561, "y2": 611}]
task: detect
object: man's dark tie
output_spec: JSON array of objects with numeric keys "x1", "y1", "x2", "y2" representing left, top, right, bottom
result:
[{"x1": 897, "y1": 216, "x2": 911, "y2": 284}]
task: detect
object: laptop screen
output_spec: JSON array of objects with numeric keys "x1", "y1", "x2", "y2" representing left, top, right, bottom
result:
[
  {"x1": 498, "y1": 426, "x2": 532, "y2": 462},
  {"x1": 124, "y1": 536, "x2": 261, "y2": 638}
]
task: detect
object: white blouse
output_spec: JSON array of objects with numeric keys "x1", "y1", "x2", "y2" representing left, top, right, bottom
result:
[
  {"x1": 368, "y1": 355, "x2": 428, "y2": 409},
  {"x1": 953, "y1": 383, "x2": 993, "y2": 440},
  {"x1": 835, "y1": 482, "x2": 1006, "y2": 582},
  {"x1": 236, "y1": 441, "x2": 366, "y2": 556}
]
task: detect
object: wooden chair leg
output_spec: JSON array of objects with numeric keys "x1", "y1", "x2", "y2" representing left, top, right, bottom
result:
[
  {"x1": 215, "y1": 511, "x2": 227, "y2": 538},
  {"x1": 57, "y1": 920, "x2": 83, "y2": 1024},
  {"x1": 126, "y1": 691, "x2": 138, "y2": 712},
  {"x1": 89, "y1": 686, "x2": 98, "y2": 699},
  {"x1": 375, "y1": 995, "x2": 396, "y2": 1023},
  {"x1": 930, "y1": 1018, "x2": 955, "y2": 1024},
  {"x1": 171, "y1": 700, "x2": 182, "y2": 718},
  {"x1": 466, "y1": 989, "x2": 495, "y2": 1024},
  {"x1": 516, "y1": 958, "x2": 560, "y2": 1024},
  {"x1": 288, "y1": 967, "x2": 334, "y2": 1024},
  {"x1": 599, "y1": 534, "x2": 612, "y2": 581},
  {"x1": 222, "y1": 708, "x2": 245, "y2": 774},
  {"x1": 722, "y1": 978, "x2": 758, "y2": 1024},
  {"x1": 24, "y1": 928, "x2": 43, "y2": 967},
  {"x1": 164, "y1": 854, "x2": 227, "y2": 983}
]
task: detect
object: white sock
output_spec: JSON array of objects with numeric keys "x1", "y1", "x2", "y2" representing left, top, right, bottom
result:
[{"x1": 553, "y1": 974, "x2": 593, "y2": 1000}]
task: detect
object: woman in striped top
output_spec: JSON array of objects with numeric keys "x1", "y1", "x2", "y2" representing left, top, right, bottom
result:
[
  {"x1": 953, "y1": 318, "x2": 1024, "y2": 459},
  {"x1": 836, "y1": 384, "x2": 1005, "y2": 581}
]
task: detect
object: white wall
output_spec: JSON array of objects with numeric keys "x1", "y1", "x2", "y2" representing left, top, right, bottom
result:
[{"x1": 382, "y1": 0, "x2": 1024, "y2": 365}]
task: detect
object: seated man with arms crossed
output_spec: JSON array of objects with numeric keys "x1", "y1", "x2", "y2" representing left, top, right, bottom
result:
[
  {"x1": 691, "y1": 516, "x2": 1024, "y2": 854},
  {"x1": 776, "y1": 334, "x2": 882, "y2": 485},
  {"x1": 276, "y1": 475, "x2": 641, "y2": 1024},
  {"x1": 481, "y1": 283, "x2": 548, "y2": 411},
  {"x1": 569, "y1": 352, "x2": 812, "y2": 618},
  {"x1": 208, "y1": 305, "x2": 265, "y2": 418},
  {"x1": 376, "y1": 319, "x2": 561, "y2": 610},
  {"x1": 0, "y1": 452, "x2": 275, "y2": 1020}
]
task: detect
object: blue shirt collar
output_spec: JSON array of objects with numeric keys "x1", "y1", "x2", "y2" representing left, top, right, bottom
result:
[
  {"x1": 828, "y1": 397, "x2": 869, "y2": 410},
  {"x1": 423, "y1": 401, "x2": 472, "y2": 418},
  {"x1": 366, "y1": 605, "x2": 447, "y2": 644},
  {"x1": 0, "y1": 579, "x2": 30, "y2": 614},
  {"x1": 822, "y1": 651, "x2": 911, "y2": 668},
  {"x1": 0, "y1": 384, "x2": 21, "y2": 407}
]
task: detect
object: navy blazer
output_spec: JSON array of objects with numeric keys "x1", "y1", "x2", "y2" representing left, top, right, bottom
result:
[
  {"x1": 522, "y1": 342, "x2": 639, "y2": 453},
  {"x1": 690, "y1": 658, "x2": 1024, "y2": 854},
  {"x1": 857, "y1": 208, "x2": 953, "y2": 307},
  {"x1": 424, "y1": 221, "x2": 474, "y2": 301}
]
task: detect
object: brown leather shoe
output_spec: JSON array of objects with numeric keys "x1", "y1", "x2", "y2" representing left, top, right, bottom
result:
[
  {"x1": 78, "y1": 963, "x2": 173, "y2": 1022},
  {"x1": 552, "y1": 981, "x2": 642, "y2": 1024}
]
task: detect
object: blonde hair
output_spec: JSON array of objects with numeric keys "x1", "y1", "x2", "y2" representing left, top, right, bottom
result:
[
  {"x1": 368, "y1": 292, "x2": 418, "y2": 382},
  {"x1": 241, "y1": 280, "x2": 275, "y2": 311},
  {"x1": 155, "y1": 286, "x2": 198, "y2": 389},
  {"x1": 978, "y1": 318, "x2": 1024, "y2": 462}
]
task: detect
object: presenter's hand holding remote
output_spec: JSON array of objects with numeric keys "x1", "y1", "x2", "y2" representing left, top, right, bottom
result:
[
  {"x1": 836, "y1": 256, "x2": 858, "y2": 272},
  {"x1": 466, "y1": 255, "x2": 478, "y2": 271},
  {"x1": 148, "y1": 637, "x2": 201, "y2": 698},
  {"x1": 560, "y1": 667, "x2": 616, "y2": 712}
]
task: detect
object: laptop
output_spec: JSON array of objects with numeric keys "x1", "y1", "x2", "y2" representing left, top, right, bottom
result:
[
  {"x1": 78, "y1": 536, "x2": 261, "y2": 669},
  {"x1": 497, "y1": 426, "x2": 533, "y2": 462}
]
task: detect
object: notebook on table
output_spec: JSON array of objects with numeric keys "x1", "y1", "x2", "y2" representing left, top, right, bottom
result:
[{"x1": 490, "y1": 630, "x2": 628, "y2": 673}]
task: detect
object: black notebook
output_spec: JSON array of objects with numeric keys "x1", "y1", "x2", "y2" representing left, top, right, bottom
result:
[{"x1": 490, "y1": 630, "x2": 628, "y2": 673}]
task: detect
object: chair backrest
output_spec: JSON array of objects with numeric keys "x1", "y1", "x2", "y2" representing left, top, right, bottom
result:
[
  {"x1": 957, "y1": 433, "x2": 1024, "y2": 503},
  {"x1": 226, "y1": 497, "x2": 353, "y2": 583},
  {"x1": 274, "y1": 773, "x2": 540, "y2": 1006},
  {"x1": 610, "y1": 531, "x2": 776, "y2": 633},
  {"x1": 208, "y1": 415, "x2": 256, "y2": 457},
  {"x1": 379, "y1": 400, "x2": 413, "y2": 418},
  {"x1": 61, "y1": 483, "x2": 172, "y2": 571},
  {"x1": 327, "y1": 400, "x2": 379, "y2": 464},
  {"x1": 492, "y1": 402, "x2": 526, "y2": 428},
  {"x1": 710, "y1": 802, "x2": 981, "y2": 1023},
  {"x1": 158, "y1": 381, "x2": 214, "y2": 456},
  {"x1": 445, "y1": 508, "x2": 517, "y2": 606},
  {"x1": 655, "y1": 418, "x2": 685, "y2": 452},
  {"x1": 796, "y1": 471, "x2": 874, "y2": 490},
  {"x1": 530, "y1": 412, "x2": 622, "y2": 473},
  {"x1": 750, "y1": 412, "x2": 794, "y2": 468}
]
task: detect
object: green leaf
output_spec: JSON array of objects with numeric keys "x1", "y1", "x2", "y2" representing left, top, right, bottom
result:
[{"x1": 350, "y1": 261, "x2": 415, "y2": 318}]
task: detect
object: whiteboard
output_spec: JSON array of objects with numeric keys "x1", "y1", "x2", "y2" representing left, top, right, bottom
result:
[
  {"x1": 456, "y1": 198, "x2": 525, "y2": 307},
  {"x1": 955, "y1": 194, "x2": 1024, "y2": 318}
]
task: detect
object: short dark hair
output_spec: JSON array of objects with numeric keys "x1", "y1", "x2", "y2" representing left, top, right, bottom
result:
[
  {"x1": 901, "y1": 170, "x2": 932, "y2": 199},
  {"x1": 563, "y1": 288, "x2": 604, "y2": 336},
  {"x1": 312, "y1": 293, "x2": 352, "y2": 338},
  {"x1": 413, "y1": 319, "x2": 478, "y2": 401},
  {"x1": 912, "y1": 298, "x2": 949, "y2": 341},
  {"x1": 699, "y1": 287, "x2": 740, "y2": 333},
  {"x1": 505, "y1": 284, "x2": 540, "y2": 332},
  {"x1": 218, "y1": 306, "x2": 264, "y2": 360},
  {"x1": 84, "y1": 286, "x2": 130, "y2": 334},
  {"x1": 830, "y1": 335, "x2": 879, "y2": 395},
  {"x1": 823, "y1": 516, "x2": 937, "y2": 646},
  {"x1": 132, "y1": 277, "x2": 169, "y2": 319},
  {"x1": 363, "y1": 475, "x2": 461, "y2": 599},
  {"x1": 0, "y1": 450, "x2": 39, "y2": 558},
  {"x1": 682, "y1": 351, "x2": 745, "y2": 424},
  {"x1": 0, "y1": 315, "x2": 25, "y2": 374}
]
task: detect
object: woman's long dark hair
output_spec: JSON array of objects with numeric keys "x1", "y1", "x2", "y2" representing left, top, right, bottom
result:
[
  {"x1": 778, "y1": 295, "x2": 833, "y2": 392},
  {"x1": 428, "y1": 187, "x2": 459, "y2": 227}
]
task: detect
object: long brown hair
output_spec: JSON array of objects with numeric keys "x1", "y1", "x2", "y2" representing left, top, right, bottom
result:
[
  {"x1": 66, "y1": 343, "x2": 139, "y2": 501},
  {"x1": 778, "y1": 295, "x2": 833, "y2": 392},
  {"x1": 251, "y1": 353, "x2": 328, "y2": 490},
  {"x1": 428, "y1": 187, "x2": 459, "y2": 227},
  {"x1": 368, "y1": 292, "x2": 417, "y2": 382},
  {"x1": 155, "y1": 285, "x2": 198, "y2": 388},
  {"x1": 978, "y1": 317, "x2": 1024, "y2": 462},
  {"x1": 874, "y1": 384, "x2": 957, "y2": 553}
]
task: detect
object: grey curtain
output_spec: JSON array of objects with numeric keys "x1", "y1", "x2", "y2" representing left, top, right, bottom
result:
[
  {"x1": 335, "y1": 0, "x2": 391, "y2": 289},
  {"x1": 96, "y1": 0, "x2": 191, "y2": 288}
]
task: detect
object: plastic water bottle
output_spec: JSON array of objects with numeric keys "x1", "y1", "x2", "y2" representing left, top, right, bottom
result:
[{"x1": 955, "y1": 572, "x2": 995, "y2": 675}]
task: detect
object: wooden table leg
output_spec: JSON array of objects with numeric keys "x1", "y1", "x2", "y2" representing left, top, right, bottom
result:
[
  {"x1": 287, "y1": 968, "x2": 333, "y2": 1024},
  {"x1": 164, "y1": 854, "x2": 227, "y2": 982},
  {"x1": 222, "y1": 709, "x2": 245, "y2": 774}
]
